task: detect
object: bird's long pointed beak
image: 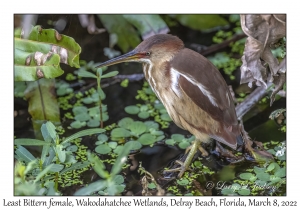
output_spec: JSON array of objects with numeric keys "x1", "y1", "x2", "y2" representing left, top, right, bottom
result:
[{"x1": 95, "y1": 50, "x2": 140, "y2": 69}]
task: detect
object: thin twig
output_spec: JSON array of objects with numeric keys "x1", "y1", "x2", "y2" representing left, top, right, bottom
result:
[
  {"x1": 191, "y1": 33, "x2": 247, "y2": 56},
  {"x1": 235, "y1": 83, "x2": 273, "y2": 120}
]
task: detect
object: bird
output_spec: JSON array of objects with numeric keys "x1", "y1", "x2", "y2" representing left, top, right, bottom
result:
[{"x1": 96, "y1": 34, "x2": 243, "y2": 177}]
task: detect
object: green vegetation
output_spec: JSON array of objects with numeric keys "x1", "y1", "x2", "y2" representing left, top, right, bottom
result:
[{"x1": 14, "y1": 14, "x2": 286, "y2": 196}]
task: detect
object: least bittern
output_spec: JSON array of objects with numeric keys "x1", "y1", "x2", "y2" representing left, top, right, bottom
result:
[{"x1": 96, "y1": 34, "x2": 243, "y2": 177}]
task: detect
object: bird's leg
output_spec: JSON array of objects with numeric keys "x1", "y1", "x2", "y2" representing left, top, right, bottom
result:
[{"x1": 164, "y1": 139, "x2": 208, "y2": 178}]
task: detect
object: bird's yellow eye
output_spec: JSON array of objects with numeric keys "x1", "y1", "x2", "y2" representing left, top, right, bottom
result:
[{"x1": 146, "y1": 52, "x2": 151, "y2": 56}]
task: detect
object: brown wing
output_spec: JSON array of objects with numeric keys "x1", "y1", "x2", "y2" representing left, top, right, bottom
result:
[{"x1": 170, "y1": 48, "x2": 240, "y2": 147}]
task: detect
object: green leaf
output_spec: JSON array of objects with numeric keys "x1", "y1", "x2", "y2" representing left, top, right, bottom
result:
[
  {"x1": 101, "y1": 71, "x2": 119, "y2": 78},
  {"x1": 43, "y1": 147, "x2": 55, "y2": 167},
  {"x1": 151, "y1": 130, "x2": 164, "y2": 136},
  {"x1": 161, "y1": 113, "x2": 172, "y2": 121},
  {"x1": 82, "y1": 97, "x2": 94, "y2": 104},
  {"x1": 56, "y1": 145, "x2": 66, "y2": 163},
  {"x1": 88, "y1": 153, "x2": 109, "y2": 179},
  {"x1": 221, "y1": 188, "x2": 237, "y2": 195},
  {"x1": 255, "y1": 180, "x2": 267, "y2": 187},
  {"x1": 170, "y1": 14, "x2": 229, "y2": 32},
  {"x1": 269, "y1": 175, "x2": 282, "y2": 184},
  {"x1": 138, "y1": 133, "x2": 156, "y2": 145},
  {"x1": 26, "y1": 80, "x2": 61, "y2": 138},
  {"x1": 154, "y1": 103, "x2": 165, "y2": 110},
  {"x1": 124, "y1": 141, "x2": 142, "y2": 150},
  {"x1": 256, "y1": 172, "x2": 270, "y2": 182},
  {"x1": 144, "y1": 121, "x2": 159, "y2": 130},
  {"x1": 239, "y1": 173, "x2": 256, "y2": 181},
  {"x1": 87, "y1": 119, "x2": 100, "y2": 127},
  {"x1": 66, "y1": 145, "x2": 78, "y2": 152},
  {"x1": 60, "y1": 161, "x2": 90, "y2": 174},
  {"x1": 74, "y1": 180, "x2": 107, "y2": 195},
  {"x1": 156, "y1": 135, "x2": 165, "y2": 141},
  {"x1": 14, "y1": 25, "x2": 81, "y2": 81},
  {"x1": 238, "y1": 188, "x2": 251, "y2": 196},
  {"x1": 266, "y1": 162, "x2": 276, "y2": 172},
  {"x1": 138, "y1": 111, "x2": 150, "y2": 119},
  {"x1": 74, "y1": 112, "x2": 90, "y2": 122},
  {"x1": 113, "y1": 175, "x2": 124, "y2": 185},
  {"x1": 148, "y1": 183, "x2": 157, "y2": 189},
  {"x1": 165, "y1": 139, "x2": 176, "y2": 146},
  {"x1": 98, "y1": 88, "x2": 106, "y2": 100},
  {"x1": 253, "y1": 166, "x2": 266, "y2": 175},
  {"x1": 178, "y1": 140, "x2": 190, "y2": 149},
  {"x1": 77, "y1": 70, "x2": 97, "y2": 78},
  {"x1": 177, "y1": 178, "x2": 189, "y2": 186},
  {"x1": 41, "y1": 121, "x2": 56, "y2": 143},
  {"x1": 125, "y1": 105, "x2": 140, "y2": 115},
  {"x1": 171, "y1": 134, "x2": 184, "y2": 142},
  {"x1": 14, "y1": 139, "x2": 51, "y2": 146},
  {"x1": 73, "y1": 106, "x2": 88, "y2": 115},
  {"x1": 123, "y1": 14, "x2": 169, "y2": 40},
  {"x1": 113, "y1": 145, "x2": 124, "y2": 155},
  {"x1": 128, "y1": 121, "x2": 147, "y2": 136},
  {"x1": 97, "y1": 134, "x2": 108, "y2": 143},
  {"x1": 34, "y1": 164, "x2": 53, "y2": 183},
  {"x1": 95, "y1": 144, "x2": 112, "y2": 154},
  {"x1": 118, "y1": 117, "x2": 134, "y2": 129},
  {"x1": 62, "y1": 128, "x2": 105, "y2": 144},
  {"x1": 49, "y1": 164, "x2": 64, "y2": 172},
  {"x1": 108, "y1": 142, "x2": 118, "y2": 149},
  {"x1": 110, "y1": 142, "x2": 133, "y2": 177},
  {"x1": 41, "y1": 145, "x2": 50, "y2": 163},
  {"x1": 111, "y1": 128, "x2": 131, "y2": 138},
  {"x1": 98, "y1": 15, "x2": 141, "y2": 52},
  {"x1": 274, "y1": 168, "x2": 286, "y2": 178},
  {"x1": 70, "y1": 120, "x2": 83, "y2": 129},
  {"x1": 15, "y1": 146, "x2": 36, "y2": 163}
]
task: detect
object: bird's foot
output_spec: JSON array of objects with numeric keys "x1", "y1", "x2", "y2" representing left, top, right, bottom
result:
[{"x1": 164, "y1": 140, "x2": 208, "y2": 178}]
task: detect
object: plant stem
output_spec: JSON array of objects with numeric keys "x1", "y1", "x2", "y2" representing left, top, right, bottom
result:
[{"x1": 97, "y1": 76, "x2": 104, "y2": 128}]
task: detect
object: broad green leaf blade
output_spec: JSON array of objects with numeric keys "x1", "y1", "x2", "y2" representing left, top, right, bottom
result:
[
  {"x1": 56, "y1": 145, "x2": 66, "y2": 163},
  {"x1": 41, "y1": 145, "x2": 50, "y2": 163},
  {"x1": 125, "y1": 105, "x2": 140, "y2": 115},
  {"x1": 128, "y1": 121, "x2": 147, "y2": 136},
  {"x1": 74, "y1": 180, "x2": 107, "y2": 195},
  {"x1": 24, "y1": 79, "x2": 61, "y2": 139},
  {"x1": 14, "y1": 139, "x2": 51, "y2": 146},
  {"x1": 49, "y1": 164, "x2": 64, "y2": 172},
  {"x1": 98, "y1": 88, "x2": 106, "y2": 100},
  {"x1": 61, "y1": 128, "x2": 105, "y2": 145},
  {"x1": 111, "y1": 128, "x2": 131, "y2": 139},
  {"x1": 95, "y1": 144, "x2": 112, "y2": 154},
  {"x1": 78, "y1": 70, "x2": 97, "y2": 78},
  {"x1": 41, "y1": 121, "x2": 57, "y2": 143},
  {"x1": 16, "y1": 25, "x2": 81, "y2": 64},
  {"x1": 14, "y1": 50, "x2": 64, "y2": 81},
  {"x1": 98, "y1": 15, "x2": 141, "y2": 53},
  {"x1": 101, "y1": 71, "x2": 119, "y2": 79},
  {"x1": 34, "y1": 164, "x2": 53, "y2": 183},
  {"x1": 15, "y1": 146, "x2": 36, "y2": 163},
  {"x1": 123, "y1": 15, "x2": 169, "y2": 40},
  {"x1": 43, "y1": 147, "x2": 55, "y2": 167},
  {"x1": 170, "y1": 14, "x2": 229, "y2": 32},
  {"x1": 60, "y1": 161, "x2": 90, "y2": 175},
  {"x1": 14, "y1": 25, "x2": 81, "y2": 81}
]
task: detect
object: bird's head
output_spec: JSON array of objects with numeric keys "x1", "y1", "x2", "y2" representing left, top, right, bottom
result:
[{"x1": 95, "y1": 34, "x2": 184, "y2": 69}]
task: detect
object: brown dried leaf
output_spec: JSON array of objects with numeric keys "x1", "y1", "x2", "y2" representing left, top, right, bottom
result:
[{"x1": 240, "y1": 14, "x2": 286, "y2": 90}]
